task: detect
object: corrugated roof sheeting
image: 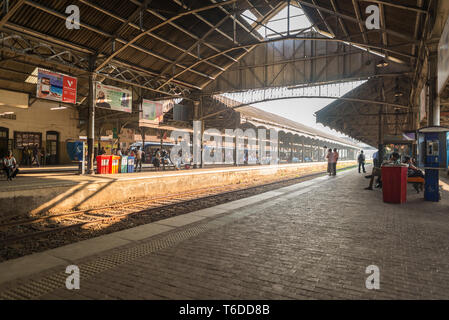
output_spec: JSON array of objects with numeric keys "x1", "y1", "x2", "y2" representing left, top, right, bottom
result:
[{"x1": 4, "y1": 0, "x2": 283, "y2": 95}]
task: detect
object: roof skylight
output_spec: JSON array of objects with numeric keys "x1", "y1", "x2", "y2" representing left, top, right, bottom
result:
[{"x1": 241, "y1": 4, "x2": 313, "y2": 39}]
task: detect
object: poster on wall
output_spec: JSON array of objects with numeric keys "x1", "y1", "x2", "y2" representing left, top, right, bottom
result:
[
  {"x1": 139, "y1": 99, "x2": 174, "y2": 126},
  {"x1": 95, "y1": 82, "x2": 132, "y2": 113},
  {"x1": 37, "y1": 69, "x2": 77, "y2": 104}
]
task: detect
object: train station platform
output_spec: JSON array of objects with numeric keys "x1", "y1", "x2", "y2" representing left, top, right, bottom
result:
[
  {"x1": 0, "y1": 166, "x2": 448, "y2": 299},
  {"x1": 0, "y1": 161, "x2": 355, "y2": 217}
]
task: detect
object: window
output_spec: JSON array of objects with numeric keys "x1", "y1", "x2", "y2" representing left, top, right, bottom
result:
[
  {"x1": 14, "y1": 132, "x2": 42, "y2": 149},
  {"x1": 240, "y1": 5, "x2": 313, "y2": 39}
]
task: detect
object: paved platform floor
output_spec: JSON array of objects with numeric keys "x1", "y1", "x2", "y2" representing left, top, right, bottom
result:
[{"x1": 1, "y1": 167, "x2": 448, "y2": 299}]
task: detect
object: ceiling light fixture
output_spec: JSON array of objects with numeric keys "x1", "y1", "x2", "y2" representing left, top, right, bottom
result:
[{"x1": 376, "y1": 59, "x2": 389, "y2": 68}]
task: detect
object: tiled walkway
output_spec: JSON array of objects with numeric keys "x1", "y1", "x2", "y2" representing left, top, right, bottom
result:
[{"x1": 1, "y1": 167, "x2": 448, "y2": 299}]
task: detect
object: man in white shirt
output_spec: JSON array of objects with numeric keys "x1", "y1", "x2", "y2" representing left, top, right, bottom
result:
[{"x1": 3, "y1": 150, "x2": 19, "y2": 181}]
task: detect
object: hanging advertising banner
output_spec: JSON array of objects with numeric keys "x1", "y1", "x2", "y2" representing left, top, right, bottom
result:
[
  {"x1": 173, "y1": 104, "x2": 189, "y2": 121},
  {"x1": 139, "y1": 99, "x2": 174, "y2": 126},
  {"x1": 438, "y1": 17, "x2": 449, "y2": 95},
  {"x1": 95, "y1": 82, "x2": 132, "y2": 113},
  {"x1": 36, "y1": 69, "x2": 77, "y2": 104}
]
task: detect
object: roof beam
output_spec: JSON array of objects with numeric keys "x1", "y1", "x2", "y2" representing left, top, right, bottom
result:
[
  {"x1": 351, "y1": 0, "x2": 369, "y2": 45},
  {"x1": 379, "y1": 3, "x2": 388, "y2": 57},
  {"x1": 310, "y1": 0, "x2": 335, "y2": 37},
  {"x1": 357, "y1": 0, "x2": 428, "y2": 14},
  {"x1": 296, "y1": 0, "x2": 418, "y2": 43},
  {"x1": 158, "y1": 13, "x2": 231, "y2": 78},
  {"x1": 208, "y1": 0, "x2": 264, "y2": 42},
  {"x1": 329, "y1": 0, "x2": 350, "y2": 39},
  {"x1": 95, "y1": 0, "x2": 241, "y2": 72},
  {"x1": 23, "y1": 0, "x2": 213, "y2": 80},
  {"x1": 412, "y1": 0, "x2": 424, "y2": 56},
  {"x1": 174, "y1": 2, "x2": 286, "y2": 91},
  {"x1": 0, "y1": 0, "x2": 25, "y2": 29},
  {"x1": 129, "y1": 0, "x2": 238, "y2": 63},
  {"x1": 171, "y1": 35, "x2": 416, "y2": 88},
  {"x1": 80, "y1": 0, "x2": 224, "y2": 71}
]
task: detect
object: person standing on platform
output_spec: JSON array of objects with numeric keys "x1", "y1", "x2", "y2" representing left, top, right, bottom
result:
[
  {"x1": 3, "y1": 150, "x2": 19, "y2": 181},
  {"x1": 332, "y1": 148, "x2": 339, "y2": 176},
  {"x1": 152, "y1": 148, "x2": 161, "y2": 171},
  {"x1": 326, "y1": 148, "x2": 333, "y2": 176},
  {"x1": 358, "y1": 150, "x2": 366, "y2": 173},
  {"x1": 32, "y1": 144, "x2": 40, "y2": 167},
  {"x1": 135, "y1": 146, "x2": 143, "y2": 172},
  {"x1": 99, "y1": 146, "x2": 106, "y2": 156}
]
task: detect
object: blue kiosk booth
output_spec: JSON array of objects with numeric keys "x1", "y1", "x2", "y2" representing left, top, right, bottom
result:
[{"x1": 417, "y1": 127, "x2": 449, "y2": 202}]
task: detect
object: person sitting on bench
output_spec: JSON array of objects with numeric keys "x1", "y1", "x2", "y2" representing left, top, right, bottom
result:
[
  {"x1": 2, "y1": 150, "x2": 19, "y2": 181},
  {"x1": 364, "y1": 152, "x2": 400, "y2": 190},
  {"x1": 403, "y1": 156, "x2": 424, "y2": 193}
]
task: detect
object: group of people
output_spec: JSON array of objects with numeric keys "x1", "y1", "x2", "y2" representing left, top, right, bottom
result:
[
  {"x1": 358, "y1": 150, "x2": 425, "y2": 193},
  {"x1": 21, "y1": 145, "x2": 43, "y2": 167},
  {"x1": 326, "y1": 148, "x2": 339, "y2": 176}
]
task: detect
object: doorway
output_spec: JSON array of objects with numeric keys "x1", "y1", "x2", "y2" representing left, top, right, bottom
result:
[
  {"x1": 0, "y1": 127, "x2": 8, "y2": 158},
  {"x1": 46, "y1": 131, "x2": 59, "y2": 165}
]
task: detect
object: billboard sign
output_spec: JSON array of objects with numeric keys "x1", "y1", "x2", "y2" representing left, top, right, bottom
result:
[
  {"x1": 95, "y1": 82, "x2": 132, "y2": 113},
  {"x1": 140, "y1": 99, "x2": 174, "y2": 125},
  {"x1": 37, "y1": 69, "x2": 77, "y2": 104},
  {"x1": 438, "y1": 17, "x2": 449, "y2": 95}
]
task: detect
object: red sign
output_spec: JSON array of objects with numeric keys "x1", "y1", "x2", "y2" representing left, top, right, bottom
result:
[
  {"x1": 63, "y1": 76, "x2": 77, "y2": 104},
  {"x1": 36, "y1": 69, "x2": 77, "y2": 104}
]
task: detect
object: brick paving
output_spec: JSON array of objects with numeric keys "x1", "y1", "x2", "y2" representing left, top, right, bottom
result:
[{"x1": 2, "y1": 167, "x2": 449, "y2": 299}]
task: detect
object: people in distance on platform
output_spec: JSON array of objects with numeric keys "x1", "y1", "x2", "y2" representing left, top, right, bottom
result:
[
  {"x1": 135, "y1": 146, "x2": 143, "y2": 172},
  {"x1": 358, "y1": 150, "x2": 366, "y2": 174},
  {"x1": 332, "y1": 148, "x2": 339, "y2": 176},
  {"x1": 326, "y1": 148, "x2": 333, "y2": 176},
  {"x1": 364, "y1": 152, "x2": 400, "y2": 191},
  {"x1": 98, "y1": 146, "x2": 106, "y2": 156},
  {"x1": 116, "y1": 148, "x2": 122, "y2": 157},
  {"x1": 2, "y1": 150, "x2": 19, "y2": 181},
  {"x1": 152, "y1": 148, "x2": 161, "y2": 171},
  {"x1": 21, "y1": 146, "x2": 30, "y2": 166},
  {"x1": 31, "y1": 144, "x2": 41, "y2": 167},
  {"x1": 174, "y1": 149, "x2": 183, "y2": 170}
]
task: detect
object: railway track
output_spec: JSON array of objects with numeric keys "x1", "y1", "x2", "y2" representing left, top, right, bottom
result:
[{"x1": 0, "y1": 166, "x2": 355, "y2": 260}]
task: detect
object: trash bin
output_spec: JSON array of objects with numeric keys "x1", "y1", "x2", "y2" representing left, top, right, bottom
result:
[
  {"x1": 120, "y1": 156, "x2": 128, "y2": 173},
  {"x1": 381, "y1": 165, "x2": 408, "y2": 204},
  {"x1": 96, "y1": 155, "x2": 111, "y2": 174},
  {"x1": 127, "y1": 156, "x2": 135, "y2": 173},
  {"x1": 109, "y1": 156, "x2": 120, "y2": 174}
]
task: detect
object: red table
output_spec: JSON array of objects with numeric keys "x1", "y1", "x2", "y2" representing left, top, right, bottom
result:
[{"x1": 381, "y1": 165, "x2": 408, "y2": 204}]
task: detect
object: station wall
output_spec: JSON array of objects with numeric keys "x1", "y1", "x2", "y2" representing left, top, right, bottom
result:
[{"x1": 0, "y1": 100, "x2": 79, "y2": 165}]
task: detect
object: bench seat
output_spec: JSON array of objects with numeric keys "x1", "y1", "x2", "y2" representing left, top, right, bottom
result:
[{"x1": 407, "y1": 177, "x2": 424, "y2": 184}]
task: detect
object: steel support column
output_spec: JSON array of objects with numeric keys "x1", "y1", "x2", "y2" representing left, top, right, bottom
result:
[
  {"x1": 87, "y1": 57, "x2": 96, "y2": 174},
  {"x1": 429, "y1": 52, "x2": 440, "y2": 126}
]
